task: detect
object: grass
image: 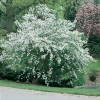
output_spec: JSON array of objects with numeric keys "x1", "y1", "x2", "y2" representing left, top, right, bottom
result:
[
  {"x1": 86, "y1": 58, "x2": 100, "y2": 73},
  {"x1": 0, "y1": 80, "x2": 100, "y2": 96}
]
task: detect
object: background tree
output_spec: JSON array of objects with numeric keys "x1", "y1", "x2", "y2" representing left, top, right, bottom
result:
[
  {"x1": 0, "y1": 9, "x2": 6, "y2": 29},
  {"x1": 64, "y1": 0, "x2": 81, "y2": 22},
  {"x1": 0, "y1": 0, "x2": 40, "y2": 33},
  {"x1": 76, "y1": 1, "x2": 100, "y2": 57},
  {"x1": 0, "y1": 0, "x2": 88, "y2": 33},
  {"x1": 0, "y1": 0, "x2": 67, "y2": 33}
]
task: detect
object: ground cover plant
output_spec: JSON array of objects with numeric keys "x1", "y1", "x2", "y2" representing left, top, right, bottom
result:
[{"x1": 0, "y1": 4, "x2": 94, "y2": 87}]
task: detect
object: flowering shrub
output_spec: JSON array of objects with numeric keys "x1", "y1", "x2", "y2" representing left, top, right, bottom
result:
[
  {"x1": 76, "y1": 2, "x2": 100, "y2": 36},
  {"x1": 0, "y1": 4, "x2": 94, "y2": 86},
  {"x1": 76, "y1": 2, "x2": 100, "y2": 57}
]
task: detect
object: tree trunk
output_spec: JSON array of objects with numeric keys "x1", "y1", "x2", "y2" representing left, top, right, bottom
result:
[
  {"x1": 6, "y1": 0, "x2": 14, "y2": 33},
  {"x1": 32, "y1": 76, "x2": 38, "y2": 84}
]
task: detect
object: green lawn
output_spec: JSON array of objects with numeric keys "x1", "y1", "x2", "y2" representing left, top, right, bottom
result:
[
  {"x1": 87, "y1": 58, "x2": 100, "y2": 73},
  {"x1": 0, "y1": 80, "x2": 100, "y2": 96}
]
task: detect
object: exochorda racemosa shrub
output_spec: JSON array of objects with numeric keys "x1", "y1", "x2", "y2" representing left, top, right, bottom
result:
[{"x1": 0, "y1": 4, "x2": 94, "y2": 86}]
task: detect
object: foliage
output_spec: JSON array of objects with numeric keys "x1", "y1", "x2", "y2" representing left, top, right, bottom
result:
[
  {"x1": 0, "y1": 68, "x2": 18, "y2": 80},
  {"x1": 82, "y1": 0, "x2": 90, "y2": 4},
  {"x1": 87, "y1": 34, "x2": 100, "y2": 58},
  {"x1": 0, "y1": 29, "x2": 8, "y2": 36},
  {"x1": 89, "y1": 71, "x2": 97, "y2": 82},
  {"x1": 73, "y1": 74, "x2": 85, "y2": 86},
  {"x1": 64, "y1": 0, "x2": 81, "y2": 22},
  {"x1": 0, "y1": 62, "x2": 6, "y2": 79},
  {"x1": 0, "y1": 13, "x2": 6, "y2": 29},
  {"x1": 0, "y1": 4, "x2": 94, "y2": 86},
  {"x1": 93, "y1": 0, "x2": 100, "y2": 5},
  {"x1": 82, "y1": 0, "x2": 100, "y2": 5},
  {"x1": 0, "y1": 41, "x2": 6, "y2": 79}
]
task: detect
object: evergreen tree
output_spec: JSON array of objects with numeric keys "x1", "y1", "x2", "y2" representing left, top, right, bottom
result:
[{"x1": 64, "y1": 0, "x2": 81, "y2": 22}]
